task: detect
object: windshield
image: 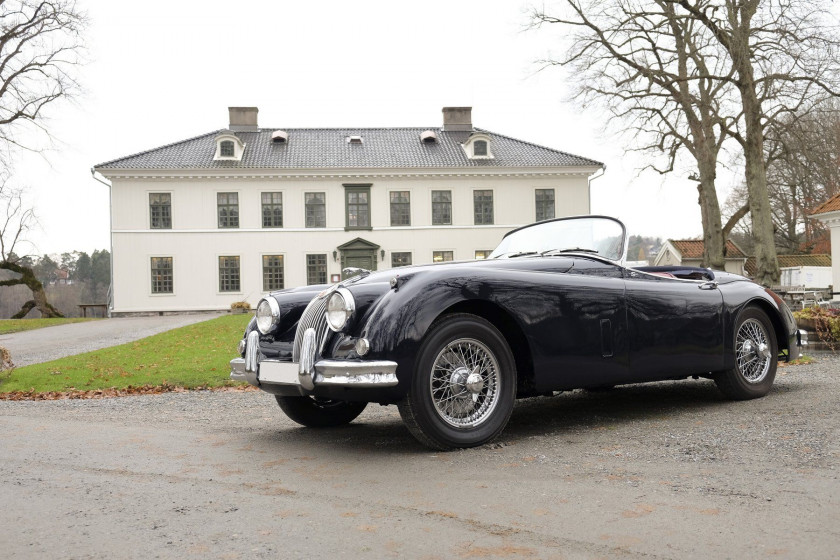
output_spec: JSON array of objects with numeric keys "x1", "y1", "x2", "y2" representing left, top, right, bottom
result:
[{"x1": 490, "y1": 216, "x2": 627, "y2": 262}]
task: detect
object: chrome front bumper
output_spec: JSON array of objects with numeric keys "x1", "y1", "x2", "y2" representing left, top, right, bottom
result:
[
  {"x1": 230, "y1": 357, "x2": 398, "y2": 388},
  {"x1": 229, "y1": 328, "x2": 398, "y2": 389}
]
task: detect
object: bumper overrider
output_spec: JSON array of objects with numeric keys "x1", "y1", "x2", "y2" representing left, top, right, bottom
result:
[{"x1": 230, "y1": 329, "x2": 398, "y2": 390}]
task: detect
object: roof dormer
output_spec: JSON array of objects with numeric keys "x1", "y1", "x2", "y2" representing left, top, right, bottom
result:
[
  {"x1": 463, "y1": 132, "x2": 494, "y2": 160},
  {"x1": 420, "y1": 130, "x2": 438, "y2": 143},
  {"x1": 213, "y1": 131, "x2": 245, "y2": 161}
]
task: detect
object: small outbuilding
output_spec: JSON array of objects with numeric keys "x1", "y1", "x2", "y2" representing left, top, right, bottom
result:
[
  {"x1": 745, "y1": 254, "x2": 832, "y2": 289},
  {"x1": 653, "y1": 239, "x2": 748, "y2": 275}
]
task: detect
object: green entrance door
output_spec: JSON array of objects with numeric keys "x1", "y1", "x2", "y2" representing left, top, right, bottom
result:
[
  {"x1": 345, "y1": 255, "x2": 375, "y2": 272},
  {"x1": 337, "y1": 237, "x2": 380, "y2": 280}
]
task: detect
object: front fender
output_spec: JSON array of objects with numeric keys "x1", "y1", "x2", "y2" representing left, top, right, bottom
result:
[
  {"x1": 357, "y1": 271, "x2": 535, "y2": 396},
  {"x1": 719, "y1": 282, "x2": 800, "y2": 367}
]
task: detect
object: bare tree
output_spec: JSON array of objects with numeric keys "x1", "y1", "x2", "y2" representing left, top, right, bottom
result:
[
  {"x1": 0, "y1": 0, "x2": 85, "y2": 163},
  {"x1": 729, "y1": 104, "x2": 840, "y2": 255},
  {"x1": 764, "y1": 103, "x2": 840, "y2": 253},
  {"x1": 672, "y1": 0, "x2": 840, "y2": 285},
  {"x1": 0, "y1": 176, "x2": 63, "y2": 318},
  {"x1": 530, "y1": 1, "x2": 749, "y2": 269}
]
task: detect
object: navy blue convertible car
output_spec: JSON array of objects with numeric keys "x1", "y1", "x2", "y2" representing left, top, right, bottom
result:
[{"x1": 231, "y1": 215, "x2": 804, "y2": 449}]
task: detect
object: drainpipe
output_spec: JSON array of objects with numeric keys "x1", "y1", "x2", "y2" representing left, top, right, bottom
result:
[
  {"x1": 587, "y1": 165, "x2": 606, "y2": 215},
  {"x1": 90, "y1": 168, "x2": 114, "y2": 318}
]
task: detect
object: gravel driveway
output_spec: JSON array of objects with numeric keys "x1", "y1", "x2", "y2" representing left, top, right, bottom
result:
[
  {"x1": 0, "y1": 313, "x2": 223, "y2": 366},
  {"x1": 1, "y1": 354, "x2": 838, "y2": 559}
]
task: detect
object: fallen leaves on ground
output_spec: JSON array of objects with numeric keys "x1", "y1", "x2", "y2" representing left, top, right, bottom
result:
[{"x1": 0, "y1": 383, "x2": 258, "y2": 401}]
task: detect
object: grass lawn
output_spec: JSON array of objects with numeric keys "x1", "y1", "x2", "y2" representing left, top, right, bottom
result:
[
  {"x1": 0, "y1": 318, "x2": 101, "y2": 335},
  {"x1": 0, "y1": 314, "x2": 252, "y2": 394}
]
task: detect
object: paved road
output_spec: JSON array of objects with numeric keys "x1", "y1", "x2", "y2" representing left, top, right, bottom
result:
[
  {"x1": 0, "y1": 313, "x2": 223, "y2": 366},
  {"x1": 1, "y1": 355, "x2": 838, "y2": 559}
]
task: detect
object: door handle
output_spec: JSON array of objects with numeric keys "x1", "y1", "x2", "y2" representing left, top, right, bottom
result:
[
  {"x1": 699, "y1": 281, "x2": 718, "y2": 290},
  {"x1": 600, "y1": 319, "x2": 613, "y2": 358}
]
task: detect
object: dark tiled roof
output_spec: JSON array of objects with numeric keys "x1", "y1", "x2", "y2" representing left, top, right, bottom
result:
[
  {"x1": 778, "y1": 254, "x2": 832, "y2": 267},
  {"x1": 812, "y1": 193, "x2": 840, "y2": 215},
  {"x1": 94, "y1": 128, "x2": 603, "y2": 170},
  {"x1": 744, "y1": 254, "x2": 831, "y2": 277},
  {"x1": 670, "y1": 239, "x2": 747, "y2": 259}
]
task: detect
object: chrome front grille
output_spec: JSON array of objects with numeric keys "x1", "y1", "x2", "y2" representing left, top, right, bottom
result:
[{"x1": 292, "y1": 293, "x2": 330, "y2": 362}]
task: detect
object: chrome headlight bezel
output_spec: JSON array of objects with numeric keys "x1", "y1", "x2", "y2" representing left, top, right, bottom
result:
[
  {"x1": 325, "y1": 287, "x2": 355, "y2": 332},
  {"x1": 255, "y1": 297, "x2": 282, "y2": 334}
]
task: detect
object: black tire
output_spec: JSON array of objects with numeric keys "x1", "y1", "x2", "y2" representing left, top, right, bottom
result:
[
  {"x1": 585, "y1": 385, "x2": 616, "y2": 392},
  {"x1": 397, "y1": 313, "x2": 517, "y2": 450},
  {"x1": 275, "y1": 395, "x2": 367, "y2": 428},
  {"x1": 714, "y1": 306, "x2": 778, "y2": 400}
]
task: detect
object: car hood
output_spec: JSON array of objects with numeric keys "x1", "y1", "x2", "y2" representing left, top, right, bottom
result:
[{"x1": 346, "y1": 256, "x2": 577, "y2": 288}]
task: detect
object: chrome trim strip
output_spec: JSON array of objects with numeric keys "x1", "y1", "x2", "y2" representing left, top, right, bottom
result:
[
  {"x1": 244, "y1": 330, "x2": 260, "y2": 372},
  {"x1": 315, "y1": 359, "x2": 398, "y2": 387},
  {"x1": 257, "y1": 358, "x2": 399, "y2": 388},
  {"x1": 292, "y1": 293, "x2": 330, "y2": 362},
  {"x1": 229, "y1": 357, "x2": 259, "y2": 386},
  {"x1": 298, "y1": 327, "x2": 317, "y2": 390},
  {"x1": 230, "y1": 357, "x2": 246, "y2": 380}
]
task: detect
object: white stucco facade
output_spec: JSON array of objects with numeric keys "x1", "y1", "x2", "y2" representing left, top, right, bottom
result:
[
  {"x1": 812, "y1": 209, "x2": 840, "y2": 300},
  {"x1": 102, "y1": 168, "x2": 596, "y2": 313}
]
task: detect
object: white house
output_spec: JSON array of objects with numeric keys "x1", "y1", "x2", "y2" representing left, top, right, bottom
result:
[
  {"x1": 94, "y1": 107, "x2": 604, "y2": 315},
  {"x1": 654, "y1": 239, "x2": 748, "y2": 276},
  {"x1": 811, "y1": 194, "x2": 840, "y2": 300}
]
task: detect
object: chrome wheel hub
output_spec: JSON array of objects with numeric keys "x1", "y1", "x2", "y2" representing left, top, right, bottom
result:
[
  {"x1": 449, "y1": 367, "x2": 471, "y2": 395},
  {"x1": 736, "y1": 318, "x2": 772, "y2": 384},
  {"x1": 430, "y1": 338, "x2": 500, "y2": 428}
]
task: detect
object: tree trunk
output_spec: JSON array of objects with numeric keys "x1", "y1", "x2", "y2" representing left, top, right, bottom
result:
[
  {"x1": 739, "y1": 78, "x2": 780, "y2": 285},
  {"x1": 696, "y1": 155, "x2": 726, "y2": 270},
  {"x1": 0, "y1": 261, "x2": 64, "y2": 318}
]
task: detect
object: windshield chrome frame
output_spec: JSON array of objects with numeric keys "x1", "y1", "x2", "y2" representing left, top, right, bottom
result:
[{"x1": 494, "y1": 215, "x2": 628, "y2": 266}]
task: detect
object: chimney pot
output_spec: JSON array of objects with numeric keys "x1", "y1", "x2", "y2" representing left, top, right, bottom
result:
[
  {"x1": 228, "y1": 107, "x2": 259, "y2": 131},
  {"x1": 442, "y1": 107, "x2": 472, "y2": 131}
]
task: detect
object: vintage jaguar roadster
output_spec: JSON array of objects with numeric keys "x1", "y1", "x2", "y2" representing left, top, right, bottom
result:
[{"x1": 230, "y1": 215, "x2": 805, "y2": 449}]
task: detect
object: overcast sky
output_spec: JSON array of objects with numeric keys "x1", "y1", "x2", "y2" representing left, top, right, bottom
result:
[{"x1": 10, "y1": 0, "x2": 736, "y2": 257}]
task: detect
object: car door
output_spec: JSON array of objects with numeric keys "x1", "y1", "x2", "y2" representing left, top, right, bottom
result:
[
  {"x1": 524, "y1": 257, "x2": 630, "y2": 391},
  {"x1": 624, "y1": 270, "x2": 724, "y2": 379}
]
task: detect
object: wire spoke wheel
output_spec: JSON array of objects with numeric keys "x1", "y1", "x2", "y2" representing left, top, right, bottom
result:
[
  {"x1": 429, "y1": 338, "x2": 500, "y2": 428},
  {"x1": 714, "y1": 306, "x2": 778, "y2": 401},
  {"x1": 735, "y1": 318, "x2": 772, "y2": 384},
  {"x1": 397, "y1": 314, "x2": 516, "y2": 449}
]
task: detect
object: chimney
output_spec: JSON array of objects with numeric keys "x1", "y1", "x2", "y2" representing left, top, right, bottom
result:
[
  {"x1": 228, "y1": 107, "x2": 259, "y2": 131},
  {"x1": 442, "y1": 107, "x2": 472, "y2": 131}
]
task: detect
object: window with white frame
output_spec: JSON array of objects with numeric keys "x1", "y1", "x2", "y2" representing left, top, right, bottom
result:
[
  {"x1": 473, "y1": 190, "x2": 494, "y2": 225},
  {"x1": 305, "y1": 192, "x2": 326, "y2": 228},
  {"x1": 218, "y1": 256, "x2": 240, "y2": 292},
  {"x1": 217, "y1": 192, "x2": 239, "y2": 228},
  {"x1": 262, "y1": 255, "x2": 284, "y2": 291},
  {"x1": 390, "y1": 191, "x2": 410, "y2": 226},
  {"x1": 307, "y1": 254, "x2": 327, "y2": 285},
  {"x1": 262, "y1": 192, "x2": 283, "y2": 228},
  {"x1": 391, "y1": 252, "x2": 412, "y2": 267},
  {"x1": 149, "y1": 193, "x2": 171, "y2": 229},
  {"x1": 432, "y1": 190, "x2": 452, "y2": 225},
  {"x1": 151, "y1": 257, "x2": 173, "y2": 293},
  {"x1": 535, "y1": 189, "x2": 555, "y2": 221}
]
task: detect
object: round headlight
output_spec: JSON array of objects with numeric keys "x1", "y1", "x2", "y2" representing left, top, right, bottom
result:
[
  {"x1": 325, "y1": 288, "x2": 355, "y2": 332},
  {"x1": 255, "y1": 298, "x2": 281, "y2": 334}
]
